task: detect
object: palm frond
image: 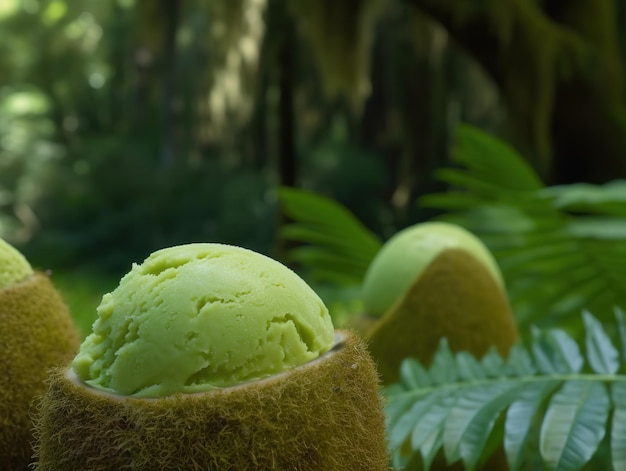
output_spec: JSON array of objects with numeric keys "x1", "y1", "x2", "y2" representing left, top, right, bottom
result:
[
  {"x1": 542, "y1": 181, "x2": 626, "y2": 217},
  {"x1": 278, "y1": 186, "x2": 382, "y2": 285},
  {"x1": 423, "y1": 123, "x2": 544, "y2": 209},
  {"x1": 386, "y1": 310, "x2": 626, "y2": 471},
  {"x1": 421, "y1": 126, "x2": 626, "y2": 331}
]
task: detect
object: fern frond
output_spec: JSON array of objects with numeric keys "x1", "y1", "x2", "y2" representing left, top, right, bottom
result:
[
  {"x1": 278, "y1": 187, "x2": 382, "y2": 285},
  {"x1": 386, "y1": 311, "x2": 626, "y2": 471},
  {"x1": 421, "y1": 126, "x2": 626, "y2": 330},
  {"x1": 542, "y1": 181, "x2": 626, "y2": 217}
]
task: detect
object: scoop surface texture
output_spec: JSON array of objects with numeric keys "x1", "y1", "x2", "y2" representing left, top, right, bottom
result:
[
  {"x1": 362, "y1": 221, "x2": 504, "y2": 316},
  {"x1": 72, "y1": 243, "x2": 334, "y2": 397},
  {"x1": 0, "y1": 238, "x2": 33, "y2": 290}
]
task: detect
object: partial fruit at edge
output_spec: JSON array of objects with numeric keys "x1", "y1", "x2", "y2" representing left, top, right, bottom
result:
[{"x1": 1, "y1": 273, "x2": 81, "y2": 470}]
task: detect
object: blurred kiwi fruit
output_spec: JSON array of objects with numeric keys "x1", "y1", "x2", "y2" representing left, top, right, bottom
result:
[
  {"x1": 362, "y1": 222, "x2": 518, "y2": 470},
  {"x1": 0, "y1": 238, "x2": 81, "y2": 470}
]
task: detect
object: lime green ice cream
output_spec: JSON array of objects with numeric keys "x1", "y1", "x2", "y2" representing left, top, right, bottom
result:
[
  {"x1": 361, "y1": 221, "x2": 504, "y2": 317},
  {"x1": 0, "y1": 238, "x2": 33, "y2": 290},
  {"x1": 72, "y1": 243, "x2": 334, "y2": 398}
]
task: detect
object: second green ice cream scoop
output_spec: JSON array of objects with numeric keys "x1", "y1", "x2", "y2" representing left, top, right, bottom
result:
[{"x1": 73, "y1": 243, "x2": 335, "y2": 397}]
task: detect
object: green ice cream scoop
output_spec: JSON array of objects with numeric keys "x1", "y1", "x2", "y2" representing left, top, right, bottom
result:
[
  {"x1": 73, "y1": 243, "x2": 334, "y2": 398},
  {"x1": 362, "y1": 221, "x2": 504, "y2": 317},
  {"x1": 0, "y1": 238, "x2": 33, "y2": 290}
]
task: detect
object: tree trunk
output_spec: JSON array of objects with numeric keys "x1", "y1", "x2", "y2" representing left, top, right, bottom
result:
[
  {"x1": 160, "y1": 0, "x2": 181, "y2": 166},
  {"x1": 277, "y1": 4, "x2": 297, "y2": 188}
]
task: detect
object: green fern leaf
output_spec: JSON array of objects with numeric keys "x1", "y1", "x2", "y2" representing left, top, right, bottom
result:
[
  {"x1": 531, "y1": 327, "x2": 583, "y2": 374},
  {"x1": 385, "y1": 312, "x2": 626, "y2": 471},
  {"x1": 541, "y1": 181, "x2": 626, "y2": 217},
  {"x1": 412, "y1": 393, "x2": 459, "y2": 463},
  {"x1": 456, "y1": 351, "x2": 489, "y2": 381},
  {"x1": 429, "y1": 339, "x2": 459, "y2": 384},
  {"x1": 389, "y1": 395, "x2": 437, "y2": 451},
  {"x1": 584, "y1": 311, "x2": 619, "y2": 374},
  {"x1": 611, "y1": 382, "x2": 626, "y2": 471},
  {"x1": 505, "y1": 381, "x2": 560, "y2": 471},
  {"x1": 453, "y1": 124, "x2": 544, "y2": 192},
  {"x1": 411, "y1": 393, "x2": 448, "y2": 451},
  {"x1": 277, "y1": 187, "x2": 382, "y2": 285},
  {"x1": 539, "y1": 380, "x2": 610, "y2": 471},
  {"x1": 616, "y1": 308, "x2": 626, "y2": 362},
  {"x1": 421, "y1": 125, "x2": 626, "y2": 332},
  {"x1": 443, "y1": 382, "x2": 520, "y2": 470},
  {"x1": 400, "y1": 358, "x2": 432, "y2": 389}
]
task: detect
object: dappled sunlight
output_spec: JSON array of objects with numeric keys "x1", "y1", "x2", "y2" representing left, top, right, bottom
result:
[{"x1": 206, "y1": 0, "x2": 267, "y2": 138}]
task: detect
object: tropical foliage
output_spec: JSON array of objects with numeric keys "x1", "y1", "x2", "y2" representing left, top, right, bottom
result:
[
  {"x1": 279, "y1": 186, "x2": 382, "y2": 285},
  {"x1": 279, "y1": 125, "x2": 626, "y2": 336},
  {"x1": 277, "y1": 124, "x2": 626, "y2": 469},
  {"x1": 422, "y1": 126, "x2": 626, "y2": 334},
  {"x1": 386, "y1": 311, "x2": 626, "y2": 471}
]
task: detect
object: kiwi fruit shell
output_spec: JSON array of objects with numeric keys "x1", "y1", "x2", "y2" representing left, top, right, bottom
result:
[
  {"x1": 367, "y1": 248, "x2": 519, "y2": 384},
  {"x1": 33, "y1": 330, "x2": 388, "y2": 470},
  {"x1": 1, "y1": 272, "x2": 81, "y2": 470}
]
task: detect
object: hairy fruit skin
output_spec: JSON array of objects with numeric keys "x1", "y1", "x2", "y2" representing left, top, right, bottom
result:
[
  {"x1": 33, "y1": 330, "x2": 388, "y2": 471},
  {"x1": 362, "y1": 222, "x2": 504, "y2": 318},
  {"x1": 0, "y1": 273, "x2": 80, "y2": 470},
  {"x1": 367, "y1": 249, "x2": 519, "y2": 384}
]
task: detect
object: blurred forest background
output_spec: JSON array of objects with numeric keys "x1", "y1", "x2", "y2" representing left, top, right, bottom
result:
[{"x1": 2, "y1": 0, "x2": 626, "y2": 332}]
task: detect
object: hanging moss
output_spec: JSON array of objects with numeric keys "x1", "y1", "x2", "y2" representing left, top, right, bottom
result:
[
  {"x1": 544, "y1": 0, "x2": 624, "y2": 100},
  {"x1": 408, "y1": 0, "x2": 626, "y2": 181},
  {"x1": 289, "y1": 0, "x2": 388, "y2": 111},
  {"x1": 410, "y1": 0, "x2": 590, "y2": 174}
]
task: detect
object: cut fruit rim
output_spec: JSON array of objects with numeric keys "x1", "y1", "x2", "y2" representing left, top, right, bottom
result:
[{"x1": 65, "y1": 331, "x2": 347, "y2": 401}]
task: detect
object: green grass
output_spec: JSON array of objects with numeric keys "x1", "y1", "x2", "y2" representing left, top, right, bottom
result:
[{"x1": 49, "y1": 269, "x2": 119, "y2": 339}]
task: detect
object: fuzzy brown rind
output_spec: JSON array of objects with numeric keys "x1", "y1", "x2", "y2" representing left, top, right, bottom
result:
[
  {"x1": 367, "y1": 248, "x2": 519, "y2": 384},
  {"x1": 0, "y1": 272, "x2": 81, "y2": 470},
  {"x1": 33, "y1": 330, "x2": 388, "y2": 470}
]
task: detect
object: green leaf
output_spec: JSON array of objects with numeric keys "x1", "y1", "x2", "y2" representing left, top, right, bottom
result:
[
  {"x1": 453, "y1": 125, "x2": 544, "y2": 192},
  {"x1": 389, "y1": 394, "x2": 436, "y2": 451},
  {"x1": 287, "y1": 246, "x2": 367, "y2": 277},
  {"x1": 539, "y1": 380, "x2": 610, "y2": 471},
  {"x1": 531, "y1": 327, "x2": 583, "y2": 374},
  {"x1": 279, "y1": 187, "x2": 381, "y2": 247},
  {"x1": 541, "y1": 181, "x2": 626, "y2": 216},
  {"x1": 565, "y1": 218, "x2": 626, "y2": 239},
  {"x1": 505, "y1": 381, "x2": 561, "y2": 471},
  {"x1": 456, "y1": 351, "x2": 488, "y2": 381},
  {"x1": 411, "y1": 392, "x2": 460, "y2": 463},
  {"x1": 505, "y1": 344, "x2": 536, "y2": 376},
  {"x1": 435, "y1": 168, "x2": 511, "y2": 197},
  {"x1": 481, "y1": 347, "x2": 506, "y2": 377},
  {"x1": 429, "y1": 339, "x2": 458, "y2": 385},
  {"x1": 277, "y1": 187, "x2": 382, "y2": 285},
  {"x1": 385, "y1": 312, "x2": 626, "y2": 471},
  {"x1": 411, "y1": 393, "x2": 448, "y2": 450},
  {"x1": 418, "y1": 192, "x2": 485, "y2": 211},
  {"x1": 399, "y1": 357, "x2": 432, "y2": 389},
  {"x1": 421, "y1": 125, "x2": 626, "y2": 331},
  {"x1": 444, "y1": 382, "x2": 519, "y2": 469},
  {"x1": 279, "y1": 225, "x2": 374, "y2": 258},
  {"x1": 615, "y1": 308, "x2": 626, "y2": 363},
  {"x1": 385, "y1": 393, "x2": 414, "y2": 428},
  {"x1": 611, "y1": 382, "x2": 626, "y2": 471},
  {"x1": 583, "y1": 311, "x2": 619, "y2": 374},
  {"x1": 419, "y1": 427, "x2": 444, "y2": 471}
]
